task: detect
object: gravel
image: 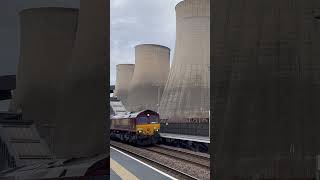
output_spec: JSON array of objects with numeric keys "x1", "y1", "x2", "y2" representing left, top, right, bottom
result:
[{"x1": 146, "y1": 146, "x2": 210, "y2": 168}]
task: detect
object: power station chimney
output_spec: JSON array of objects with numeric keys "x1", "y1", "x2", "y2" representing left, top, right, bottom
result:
[
  {"x1": 159, "y1": 0, "x2": 210, "y2": 123},
  {"x1": 54, "y1": 0, "x2": 108, "y2": 158},
  {"x1": 15, "y1": 7, "x2": 79, "y2": 147},
  {"x1": 127, "y1": 44, "x2": 170, "y2": 112},
  {"x1": 114, "y1": 64, "x2": 135, "y2": 106}
]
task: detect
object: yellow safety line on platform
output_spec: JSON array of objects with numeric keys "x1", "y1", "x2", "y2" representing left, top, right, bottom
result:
[{"x1": 110, "y1": 158, "x2": 140, "y2": 180}]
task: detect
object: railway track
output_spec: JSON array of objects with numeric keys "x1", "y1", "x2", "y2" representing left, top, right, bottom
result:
[
  {"x1": 155, "y1": 145, "x2": 209, "y2": 159},
  {"x1": 144, "y1": 145, "x2": 210, "y2": 169},
  {"x1": 110, "y1": 142, "x2": 200, "y2": 180}
]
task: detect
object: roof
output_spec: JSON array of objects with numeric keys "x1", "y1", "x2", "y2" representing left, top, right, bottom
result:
[
  {"x1": 0, "y1": 116, "x2": 108, "y2": 178},
  {"x1": 0, "y1": 75, "x2": 16, "y2": 91},
  {"x1": 0, "y1": 153, "x2": 108, "y2": 179},
  {"x1": 0, "y1": 112, "x2": 22, "y2": 121},
  {"x1": 111, "y1": 109, "x2": 157, "y2": 119},
  {"x1": 0, "y1": 119, "x2": 54, "y2": 171},
  {"x1": 0, "y1": 75, "x2": 15, "y2": 100},
  {"x1": 0, "y1": 90, "x2": 12, "y2": 100},
  {"x1": 110, "y1": 98, "x2": 127, "y2": 116}
]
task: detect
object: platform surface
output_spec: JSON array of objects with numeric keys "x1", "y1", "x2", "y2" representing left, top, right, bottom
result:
[
  {"x1": 110, "y1": 147, "x2": 175, "y2": 180},
  {"x1": 160, "y1": 133, "x2": 210, "y2": 143}
]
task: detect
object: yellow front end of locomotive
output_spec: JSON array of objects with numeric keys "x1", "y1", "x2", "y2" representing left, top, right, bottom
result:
[{"x1": 136, "y1": 124, "x2": 160, "y2": 136}]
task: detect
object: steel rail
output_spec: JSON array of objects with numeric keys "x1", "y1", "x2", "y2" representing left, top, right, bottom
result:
[
  {"x1": 144, "y1": 146, "x2": 210, "y2": 169},
  {"x1": 110, "y1": 143, "x2": 200, "y2": 180}
]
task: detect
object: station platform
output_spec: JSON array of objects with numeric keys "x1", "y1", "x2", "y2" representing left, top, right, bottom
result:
[
  {"x1": 110, "y1": 147, "x2": 176, "y2": 180},
  {"x1": 160, "y1": 133, "x2": 210, "y2": 143}
]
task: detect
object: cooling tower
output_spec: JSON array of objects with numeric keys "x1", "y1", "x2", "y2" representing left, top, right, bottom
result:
[
  {"x1": 212, "y1": 0, "x2": 320, "y2": 178},
  {"x1": 159, "y1": 0, "x2": 210, "y2": 123},
  {"x1": 15, "y1": 8, "x2": 79, "y2": 146},
  {"x1": 54, "y1": 0, "x2": 108, "y2": 158},
  {"x1": 127, "y1": 44, "x2": 170, "y2": 112},
  {"x1": 114, "y1": 64, "x2": 135, "y2": 106}
]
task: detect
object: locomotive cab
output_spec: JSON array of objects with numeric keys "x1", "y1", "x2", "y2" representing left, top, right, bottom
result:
[{"x1": 135, "y1": 110, "x2": 160, "y2": 136}]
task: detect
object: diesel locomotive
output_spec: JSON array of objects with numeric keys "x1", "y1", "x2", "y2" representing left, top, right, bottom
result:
[{"x1": 110, "y1": 109, "x2": 160, "y2": 145}]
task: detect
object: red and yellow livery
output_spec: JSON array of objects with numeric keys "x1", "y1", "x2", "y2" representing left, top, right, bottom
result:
[{"x1": 110, "y1": 110, "x2": 160, "y2": 145}]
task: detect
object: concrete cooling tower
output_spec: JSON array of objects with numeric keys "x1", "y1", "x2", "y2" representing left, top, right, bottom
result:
[
  {"x1": 114, "y1": 64, "x2": 135, "y2": 106},
  {"x1": 159, "y1": 0, "x2": 210, "y2": 123},
  {"x1": 14, "y1": 7, "x2": 79, "y2": 148},
  {"x1": 212, "y1": 0, "x2": 320, "y2": 179},
  {"x1": 127, "y1": 44, "x2": 170, "y2": 112},
  {"x1": 54, "y1": 0, "x2": 108, "y2": 158}
]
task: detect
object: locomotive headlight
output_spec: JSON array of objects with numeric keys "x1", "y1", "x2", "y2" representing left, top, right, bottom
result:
[{"x1": 138, "y1": 130, "x2": 143, "y2": 133}]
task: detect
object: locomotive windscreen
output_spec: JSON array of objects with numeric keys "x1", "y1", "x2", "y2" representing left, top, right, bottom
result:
[
  {"x1": 149, "y1": 115, "x2": 159, "y2": 124},
  {"x1": 136, "y1": 110, "x2": 159, "y2": 124},
  {"x1": 137, "y1": 116, "x2": 148, "y2": 124}
]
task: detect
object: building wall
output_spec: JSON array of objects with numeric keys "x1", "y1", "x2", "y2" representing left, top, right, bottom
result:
[{"x1": 212, "y1": 0, "x2": 320, "y2": 178}]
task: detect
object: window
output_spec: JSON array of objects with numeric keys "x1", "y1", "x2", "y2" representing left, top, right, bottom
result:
[
  {"x1": 149, "y1": 115, "x2": 159, "y2": 124},
  {"x1": 137, "y1": 116, "x2": 148, "y2": 124}
]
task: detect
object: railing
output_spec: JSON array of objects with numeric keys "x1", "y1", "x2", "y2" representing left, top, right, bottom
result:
[{"x1": 160, "y1": 121, "x2": 209, "y2": 137}]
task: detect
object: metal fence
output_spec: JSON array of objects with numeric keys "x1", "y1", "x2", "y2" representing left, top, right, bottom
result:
[{"x1": 160, "y1": 122, "x2": 209, "y2": 137}]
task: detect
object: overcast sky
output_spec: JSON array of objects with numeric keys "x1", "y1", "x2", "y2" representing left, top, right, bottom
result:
[{"x1": 110, "y1": 0, "x2": 182, "y2": 85}]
